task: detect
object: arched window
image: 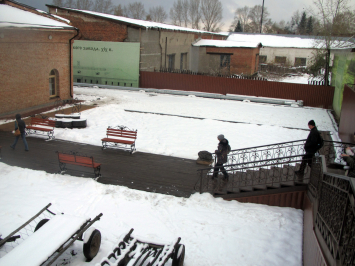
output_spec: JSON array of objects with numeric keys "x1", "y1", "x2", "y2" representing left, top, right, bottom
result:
[{"x1": 49, "y1": 69, "x2": 58, "y2": 97}]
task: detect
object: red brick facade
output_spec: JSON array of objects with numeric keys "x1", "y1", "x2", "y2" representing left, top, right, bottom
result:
[
  {"x1": 206, "y1": 46, "x2": 260, "y2": 75},
  {"x1": 0, "y1": 28, "x2": 77, "y2": 116},
  {"x1": 47, "y1": 7, "x2": 128, "y2": 41}
]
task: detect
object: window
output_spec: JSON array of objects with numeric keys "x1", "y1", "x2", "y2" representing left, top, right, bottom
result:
[
  {"x1": 275, "y1": 56, "x2": 286, "y2": 64},
  {"x1": 49, "y1": 69, "x2": 58, "y2": 97},
  {"x1": 168, "y1": 54, "x2": 175, "y2": 69},
  {"x1": 180, "y1": 53, "x2": 187, "y2": 70},
  {"x1": 259, "y1": 55, "x2": 267, "y2": 63},
  {"x1": 220, "y1": 55, "x2": 230, "y2": 69},
  {"x1": 295, "y1": 57, "x2": 307, "y2": 66}
]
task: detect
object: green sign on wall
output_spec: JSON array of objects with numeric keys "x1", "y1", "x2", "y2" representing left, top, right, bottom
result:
[{"x1": 73, "y1": 40, "x2": 140, "y2": 88}]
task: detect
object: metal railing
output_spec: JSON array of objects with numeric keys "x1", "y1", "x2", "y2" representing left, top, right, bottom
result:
[
  {"x1": 195, "y1": 139, "x2": 355, "y2": 195},
  {"x1": 195, "y1": 156, "x2": 311, "y2": 194},
  {"x1": 309, "y1": 156, "x2": 355, "y2": 266}
]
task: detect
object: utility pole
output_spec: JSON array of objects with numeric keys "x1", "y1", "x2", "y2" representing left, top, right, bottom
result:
[{"x1": 260, "y1": 0, "x2": 265, "y2": 33}]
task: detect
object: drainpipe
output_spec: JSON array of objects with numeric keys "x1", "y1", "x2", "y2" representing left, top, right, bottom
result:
[
  {"x1": 69, "y1": 28, "x2": 80, "y2": 98},
  {"x1": 165, "y1": 37, "x2": 167, "y2": 68}
]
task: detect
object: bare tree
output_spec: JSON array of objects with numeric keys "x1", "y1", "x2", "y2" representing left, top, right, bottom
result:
[
  {"x1": 75, "y1": 0, "x2": 93, "y2": 10},
  {"x1": 246, "y1": 5, "x2": 271, "y2": 33},
  {"x1": 124, "y1": 2, "x2": 146, "y2": 19},
  {"x1": 170, "y1": 0, "x2": 184, "y2": 26},
  {"x1": 230, "y1": 6, "x2": 250, "y2": 32},
  {"x1": 200, "y1": 0, "x2": 223, "y2": 31},
  {"x1": 309, "y1": 0, "x2": 354, "y2": 84},
  {"x1": 52, "y1": 0, "x2": 65, "y2": 7},
  {"x1": 188, "y1": 0, "x2": 201, "y2": 29},
  {"x1": 64, "y1": 0, "x2": 75, "y2": 8},
  {"x1": 181, "y1": 0, "x2": 190, "y2": 27},
  {"x1": 92, "y1": 0, "x2": 114, "y2": 14},
  {"x1": 149, "y1": 6, "x2": 167, "y2": 23},
  {"x1": 113, "y1": 4, "x2": 123, "y2": 16}
]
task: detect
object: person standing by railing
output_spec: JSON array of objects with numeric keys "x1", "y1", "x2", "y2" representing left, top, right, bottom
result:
[
  {"x1": 295, "y1": 120, "x2": 323, "y2": 179},
  {"x1": 213, "y1": 134, "x2": 231, "y2": 181}
]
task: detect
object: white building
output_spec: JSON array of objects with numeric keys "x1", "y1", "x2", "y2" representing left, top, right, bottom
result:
[{"x1": 227, "y1": 33, "x2": 354, "y2": 68}]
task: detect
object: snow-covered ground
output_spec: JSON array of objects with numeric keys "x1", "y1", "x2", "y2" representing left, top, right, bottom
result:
[
  {"x1": 0, "y1": 86, "x2": 338, "y2": 266},
  {"x1": 49, "y1": 87, "x2": 338, "y2": 160}
]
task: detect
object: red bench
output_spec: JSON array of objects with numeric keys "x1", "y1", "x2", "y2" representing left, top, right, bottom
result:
[
  {"x1": 26, "y1": 117, "x2": 56, "y2": 140},
  {"x1": 101, "y1": 126, "x2": 137, "y2": 154},
  {"x1": 57, "y1": 152, "x2": 101, "y2": 180}
]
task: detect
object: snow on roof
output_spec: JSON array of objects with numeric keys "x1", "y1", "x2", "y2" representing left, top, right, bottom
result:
[
  {"x1": 193, "y1": 39, "x2": 261, "y2": 48},
  {"x1": 0, "y1": 5, "x2": 74, "y2": 29},
  {"x1": 50, "y1": 6, "x2": 224, "y2": 35},
  {"x1": 227, "y1": 33, "x2": 355, "y2": 49}
]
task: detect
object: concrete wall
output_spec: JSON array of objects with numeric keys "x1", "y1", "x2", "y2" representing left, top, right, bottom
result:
[
  {"x1": 0, "y1": 28, "x2": 76, "y2": 116},
  {"x1": 160, "y1": 31, "x2": 197, "y2": 70},
  {"x1": 260, "y1": 47, "x2": 314, "y2": 67},
  {"x1": 125, "y1": 27, "x2": 161, "y2": 72}
]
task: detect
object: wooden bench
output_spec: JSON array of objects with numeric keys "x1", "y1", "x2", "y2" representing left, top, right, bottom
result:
[
  {"x1": 57, "y1": 152, "x2": 101, "y2": 180},
  {"x1": 101, "y1": 126, "x2": 137, "y2": 154},
  {"x1": 26, "y1": 117, "x2": 56, "y2": 140}
]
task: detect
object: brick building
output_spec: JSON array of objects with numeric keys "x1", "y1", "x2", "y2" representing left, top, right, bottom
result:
[
  {"x1": 0, "y1": 0, "x2": 77, "y2": 117},
  {"x1": 46, "y1": 5, "x2": 227, "y2": 73},
  {"x1": 192, "y1": 40, "x2": 262, "y2": 76}
]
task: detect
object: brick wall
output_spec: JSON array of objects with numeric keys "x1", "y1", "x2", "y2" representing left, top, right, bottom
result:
[
  {"x1": 48, "y1": 7, "x2": 128, "y2": 41},
  {"x1": 206, "y1": 46, "x2": 260, "y2": 75},
  {"x1": 0, "y1": 28, "x2": 76, "y2": 116}
]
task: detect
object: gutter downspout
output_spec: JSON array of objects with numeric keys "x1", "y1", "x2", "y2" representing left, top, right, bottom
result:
[{"x1": 69, "y1": 28, "x2": 80, "y2": 98}]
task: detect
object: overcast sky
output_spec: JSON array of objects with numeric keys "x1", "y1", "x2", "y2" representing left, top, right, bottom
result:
[{"x1": 13, "y1": 0, "x2": 325, "y2": 31}]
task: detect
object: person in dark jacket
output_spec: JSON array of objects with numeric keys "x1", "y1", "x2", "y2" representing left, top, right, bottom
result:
[
  {"x1": 213, "y1": 134, "x2": 229, "y2": 181},
  {"x1": 10, "y1": 114, "x2": 29, "y2": 151},
  {"x1": 295, "y1": 120, "x2": 321, "y2": 178}
]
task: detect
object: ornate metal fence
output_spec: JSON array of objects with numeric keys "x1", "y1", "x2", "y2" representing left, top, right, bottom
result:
[
  {"x1": 309, "y1": 156, "x2": 355, "y2": 266},
  {"x1": 195, "y1": 156, "x2": 312, "y2": 194},
  {"x1": 211, "y1": 139, "x2": 354, "y2": 168},
  {"x1": 195, "y1": 140, "x2": 355, "y2": 195}
]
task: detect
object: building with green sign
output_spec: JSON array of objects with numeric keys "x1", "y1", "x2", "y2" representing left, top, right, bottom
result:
[{"x1": 73, "y1": 40, "x2": 140, "y2": 88}]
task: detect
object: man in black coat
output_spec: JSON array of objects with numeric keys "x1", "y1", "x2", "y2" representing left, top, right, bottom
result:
[
  {"x1": 295, "y1": 120, "x2": 322, "y2": 178},
  {"x1": 10, "y1": 113, "x2": 29, "y2": 151},
  {"x1": 213, "y1": 134, "x2": 230, "y2": 181}
]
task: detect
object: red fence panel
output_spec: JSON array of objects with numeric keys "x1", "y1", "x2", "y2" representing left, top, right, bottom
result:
[{"x1": 140, "y1": 71, "x2": 335, "y2": 109}]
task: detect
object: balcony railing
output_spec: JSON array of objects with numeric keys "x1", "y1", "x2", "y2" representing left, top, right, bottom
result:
[{"x1": 310, "y1": 156, "x2": 355, "y2": 266}]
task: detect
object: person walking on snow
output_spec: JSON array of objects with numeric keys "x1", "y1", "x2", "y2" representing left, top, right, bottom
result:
[
  {"x1": 295, "y1": 120, "x2": 322, "y2": 179},
  {"x1": 10, "y1": 114, "x2": 29, "y2": 151},
  {"x1": 213, "y1": 134, "x2": 230, "y2": 181}
]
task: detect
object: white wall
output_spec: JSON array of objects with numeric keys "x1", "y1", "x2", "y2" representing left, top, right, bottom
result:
[{"x1": 260, "y1": 47, "x2": 315, "y2": 67}]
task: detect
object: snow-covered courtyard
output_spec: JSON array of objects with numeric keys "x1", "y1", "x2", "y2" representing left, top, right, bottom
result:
[{"x1": 0, "y1": 86, "x2": 339, "y2": 266}]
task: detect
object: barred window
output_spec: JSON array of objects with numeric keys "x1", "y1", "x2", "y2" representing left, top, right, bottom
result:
[
  {"x1": 259, "y1": 55, "x2": 267, "y2": 63},
  {"x1": 168, "y1": 54, "x2": 175, "y2": 69},
  {"x1": 220, "y1": 55, "x2": 230, "y2": 69},
  {"x1": 275, "y1": 56, "x2": 286, "y2": 64},
  {"x1": 295, "y1": 57, "x2": 307, "y2": 66}
]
